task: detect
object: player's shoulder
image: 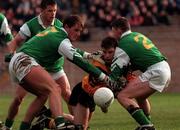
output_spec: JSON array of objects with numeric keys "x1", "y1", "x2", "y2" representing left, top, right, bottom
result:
[
  {"x1": 0, "y1": 13, "x2": 5, "y2": 18},
  {"x1": 26, "y1": 16, "x2": 39, "y2": 24},
  {"x1": 54, "y1": 18, "x2": 63, "y2": 27},
  {"x1": 19, "y1": 16, "x2": 38, "y2": 30},
  {"x1": 120, "y1": 31, "x2": 138, "y2": 43},
  {"x1": 54, "y1": 18, "x2": 62, "y2": 23},
  {"x1": 22, "y1": 16, "x2": 40, "y2": 30},
  {"x1": 0, "y1": 13, "x2": 5, "y2": 22}
]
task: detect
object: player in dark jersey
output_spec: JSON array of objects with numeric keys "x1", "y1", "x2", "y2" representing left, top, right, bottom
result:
[{"x1": 31, "y1": 37, "x2": 135, "y2": 130}]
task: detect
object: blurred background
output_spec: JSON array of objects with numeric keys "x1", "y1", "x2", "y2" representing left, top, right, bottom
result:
[{"x1": 0, "y1": 0, "x2": 180, "y2": 94}]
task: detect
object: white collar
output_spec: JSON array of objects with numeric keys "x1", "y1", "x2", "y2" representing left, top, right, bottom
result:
[
  {"x1": 121, "y1": 30, "x2": 132, "y2": 38},
  {"x1": 60, "y1": 27, "x2": 69, "y2": 36},
  {"x1": 38, "y1": 15, "x2": 55, "y2": 29}
]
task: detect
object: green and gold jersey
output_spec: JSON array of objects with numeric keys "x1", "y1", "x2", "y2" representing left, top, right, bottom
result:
[
  {"x1": 19, "y1": 15, "x2": 64, "y2": 72},
  {"x1": 17, "y1": 26, "x2": 102, "y2": 77},
  {"x1": 110, "y1": 31, "x2": 166, "y2": 80},
  {"x1": 0, "y1": 13, "x2": 13, "y2": 44},
  {"x1": 19, "y1": 15, "x2": 63, "y2": 40}
]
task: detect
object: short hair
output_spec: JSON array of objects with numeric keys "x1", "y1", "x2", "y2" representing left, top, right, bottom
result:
[
  {"x1": 101, "y1": 37, "x2": 118, "y2": 49},
  {"x1": 63, "y1": 15, "x2": 83, "y2": 28},
  {"x1": 40, "y1": 0, "x2": 57, "y2": 9},
  {"x1": 111, "y1": 17, "x2": 130, "y2": 32}
]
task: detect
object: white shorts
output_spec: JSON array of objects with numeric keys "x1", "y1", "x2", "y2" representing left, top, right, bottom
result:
[
  {"x1": 49, "y1": 69, "x2": 66, "y2": 80},
  {"x1": 9, "y1": 52, "x2": 66, "y2": 83},
  {"x1": 139, "y1": 60, "x2": 171, "y2": 92},
  {"x1": 9, "y1": 52, "x2": 39, "y2": 83}
]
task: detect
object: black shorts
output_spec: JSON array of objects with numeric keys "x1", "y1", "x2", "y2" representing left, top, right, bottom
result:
[{"x1": 69, "y1": 82, "x2": 96, "y2": 112}]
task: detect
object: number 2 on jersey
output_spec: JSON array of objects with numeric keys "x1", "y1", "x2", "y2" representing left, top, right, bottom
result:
[{"x1": 134, "y1": 35, "x2": 154, "y2": 49}]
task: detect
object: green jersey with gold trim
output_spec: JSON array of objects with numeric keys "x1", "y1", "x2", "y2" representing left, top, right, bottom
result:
[
  {"x1": 17, "y1": 26, "x2": 102, "y2": 78},
  {"x1": 19, "y1": 16, "x2": 63, "y2": 40},
  {"x1": 110, "y1": 31, "x2": 166, "y2": 80},
  {"x1": 19, "y1": 15, "x2": 64, "y2": 72}
]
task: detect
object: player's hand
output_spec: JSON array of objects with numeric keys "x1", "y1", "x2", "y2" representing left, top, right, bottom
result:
[
  {"x1": 4, "y1": 53, "x2": 13, "y2": 62},
  {"x1": 104, "y1": 76, "x2": 126, "y2": 93},
  {"x1": 100, "y1": 106, "x2": 108, "y2": 113},
  {"x1": 86, "y1": 50, "x2": 103, "y2": 59}
]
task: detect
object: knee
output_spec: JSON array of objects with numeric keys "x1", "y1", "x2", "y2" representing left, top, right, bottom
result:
[
  {"x1": 42, "y1": 82, "x2": 62, "y2": 97},
  {"x1": 62, "y1": 89, "x2": 71, "y2": 102},
  {"x1": 49, "y1": 83, "x2": 61, "y2": 95},
  {"x1": 117, "y1": 92, "x2": 126, "y2": 99},
  {"x1": 117, "y1": 92, "x2": 128, "y2": 103},
  {"x1": 38, "y1": 85, "x2": 52, "y2": 97}
]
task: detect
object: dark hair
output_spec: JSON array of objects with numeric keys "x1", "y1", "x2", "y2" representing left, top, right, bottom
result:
[
  {"x1": 40, "y1": 0, "x2": 57, "y2": 9},
  {"x1": 63, "y1": 15, "x2": 83, "y2": 28},
  {"x1": 111, "y1": 17, "x2": 130, "y2": 32},
  {"x1": 101, "y1": 36, "x2": 118, "y2": 49}
]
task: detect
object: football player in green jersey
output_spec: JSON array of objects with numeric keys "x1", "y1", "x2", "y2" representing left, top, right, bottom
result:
[
  {"x1": 0, "y1": 13, "x2": 13, "y2": 78},
  {"x1": 3, "y1": 0, "x2": 72, "y2": 130},
  {"x1": 109, "y1": 17, "x2": 171, "y2": 130},
  {"x1": 0, "y1": 12, "x2": 13, "y2": 129},
  {"x1": 0, "y1": 13, "x2": 13, "y2": 45},
  {"x1": 8, "y1": 15, "x2": 115, "y2": 130}
]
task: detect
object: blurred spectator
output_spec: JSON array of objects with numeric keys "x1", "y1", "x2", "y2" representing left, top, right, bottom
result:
[
  {"x1": 177, "y1": 0, "x2": 180, "y2": 13},
  {"x1": 0, "y1": 0, "x2": 179, "y2": 34},
  {"x1": 79, "y1": 13, "x2": 91, "y2": 41},
  {"x1": 57, "y1": 0, "x2": 71, "y2": 19},
  {"x1": 117, "y1": 1, "x2": 131, "y2": 17},
  {"x1": 129, "y1": 2, "x2": 144, "y2": 26}
]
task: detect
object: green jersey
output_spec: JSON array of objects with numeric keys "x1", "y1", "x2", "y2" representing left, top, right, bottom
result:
[
  {"x1": 17, "y1": 26, "x2": 102, "y2": 77},
  {"x1": 110, "y1": 31, "x2": 166, "y2": 80},
  {"x1": 19, "y1": 15, "x2": 63, "y2": 40},
  {"x1": 19, "y1": 15, "x2": 64, "y2": 72},
  {"x1": 0, "y1": 13, "x2": 13, "y2": 44}
]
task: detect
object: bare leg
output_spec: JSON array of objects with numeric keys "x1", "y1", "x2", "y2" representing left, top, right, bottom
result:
[
  {"x1": 3, "y1": 86, "x2": 27, "y2": 129},
  {"x1": 23, "y1": 96, "x2": 47, "y2": 123},
  {"x1": 74, "y1": 103, "x2": 90, "y2": 130},
  {"x1": 117, "y1": 77, "x2": 156, "y2": 126},
  {"x1": 20, "y1": 66, "x2": 64, "y2": 129},
  {"x1": 117, "y1": 78, "x2": 155, "y2": 109},
  {"x1": 6, "y1": 86, "x2": 27, "y2": 120},
  {"x1": 55, "y1": 74, "x2": 72, "y2": 114},
  {"x1": 136, "y1": 98, "x2": 151, "y2": 116},
  {"x1": 48, "y1": 87, "x2": 63, "y2": 117}
]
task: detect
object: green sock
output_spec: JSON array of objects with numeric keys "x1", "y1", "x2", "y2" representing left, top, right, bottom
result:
[
  {"x1": 5, "y1": 118, "x2": 14, "y2": 128},
  {"x1": 19, "y1": 121, "x2": 31, "y2": 130},
  {"x1": 54, "y1": 116, "x2": 65, "y2": 128},
  {"x1": 146, "y1": 114, "x2": 151, "y2": 121},
  {"x1": 131, "y1": 109, "x2": 152, "y2": 125}
]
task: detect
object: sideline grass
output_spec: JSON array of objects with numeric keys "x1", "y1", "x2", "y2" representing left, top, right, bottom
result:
[{"x1": 0, "y1": 93, "x2": 180, "y2": 130}]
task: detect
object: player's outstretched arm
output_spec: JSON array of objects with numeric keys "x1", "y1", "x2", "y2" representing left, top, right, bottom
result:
[
  {"x1": 76, "y1": 48, "x2": 103, "y2": 60},
  {"x1": 58, "y1": 38, "x2": 126, "y2": 93},
  {"x1": 58, "y1": 39, "x2": 106, "y2": 80}
]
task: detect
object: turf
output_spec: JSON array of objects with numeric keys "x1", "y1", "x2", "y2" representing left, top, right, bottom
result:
[{"x1": 0, "y1": 93, "x2": 180, "y2": 130}]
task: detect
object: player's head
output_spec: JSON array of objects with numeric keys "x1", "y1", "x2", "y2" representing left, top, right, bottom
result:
[
  {"x1": 111, "y1": 17, "x2": 130, "y2": 39},
  {"x1": 63, "y1": 15, "x2": 83, "y2": 42},
  {"x1": 101, "y1": 36, "x2": 117, "y2": 65},
  {"x1": 40, "y1": 0, "x2": 57, "y2": 24}
]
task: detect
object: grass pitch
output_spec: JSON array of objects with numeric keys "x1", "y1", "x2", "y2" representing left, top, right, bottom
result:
[{"x1": 0, "y1": 93, "x2": 180, "y2": 130}]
